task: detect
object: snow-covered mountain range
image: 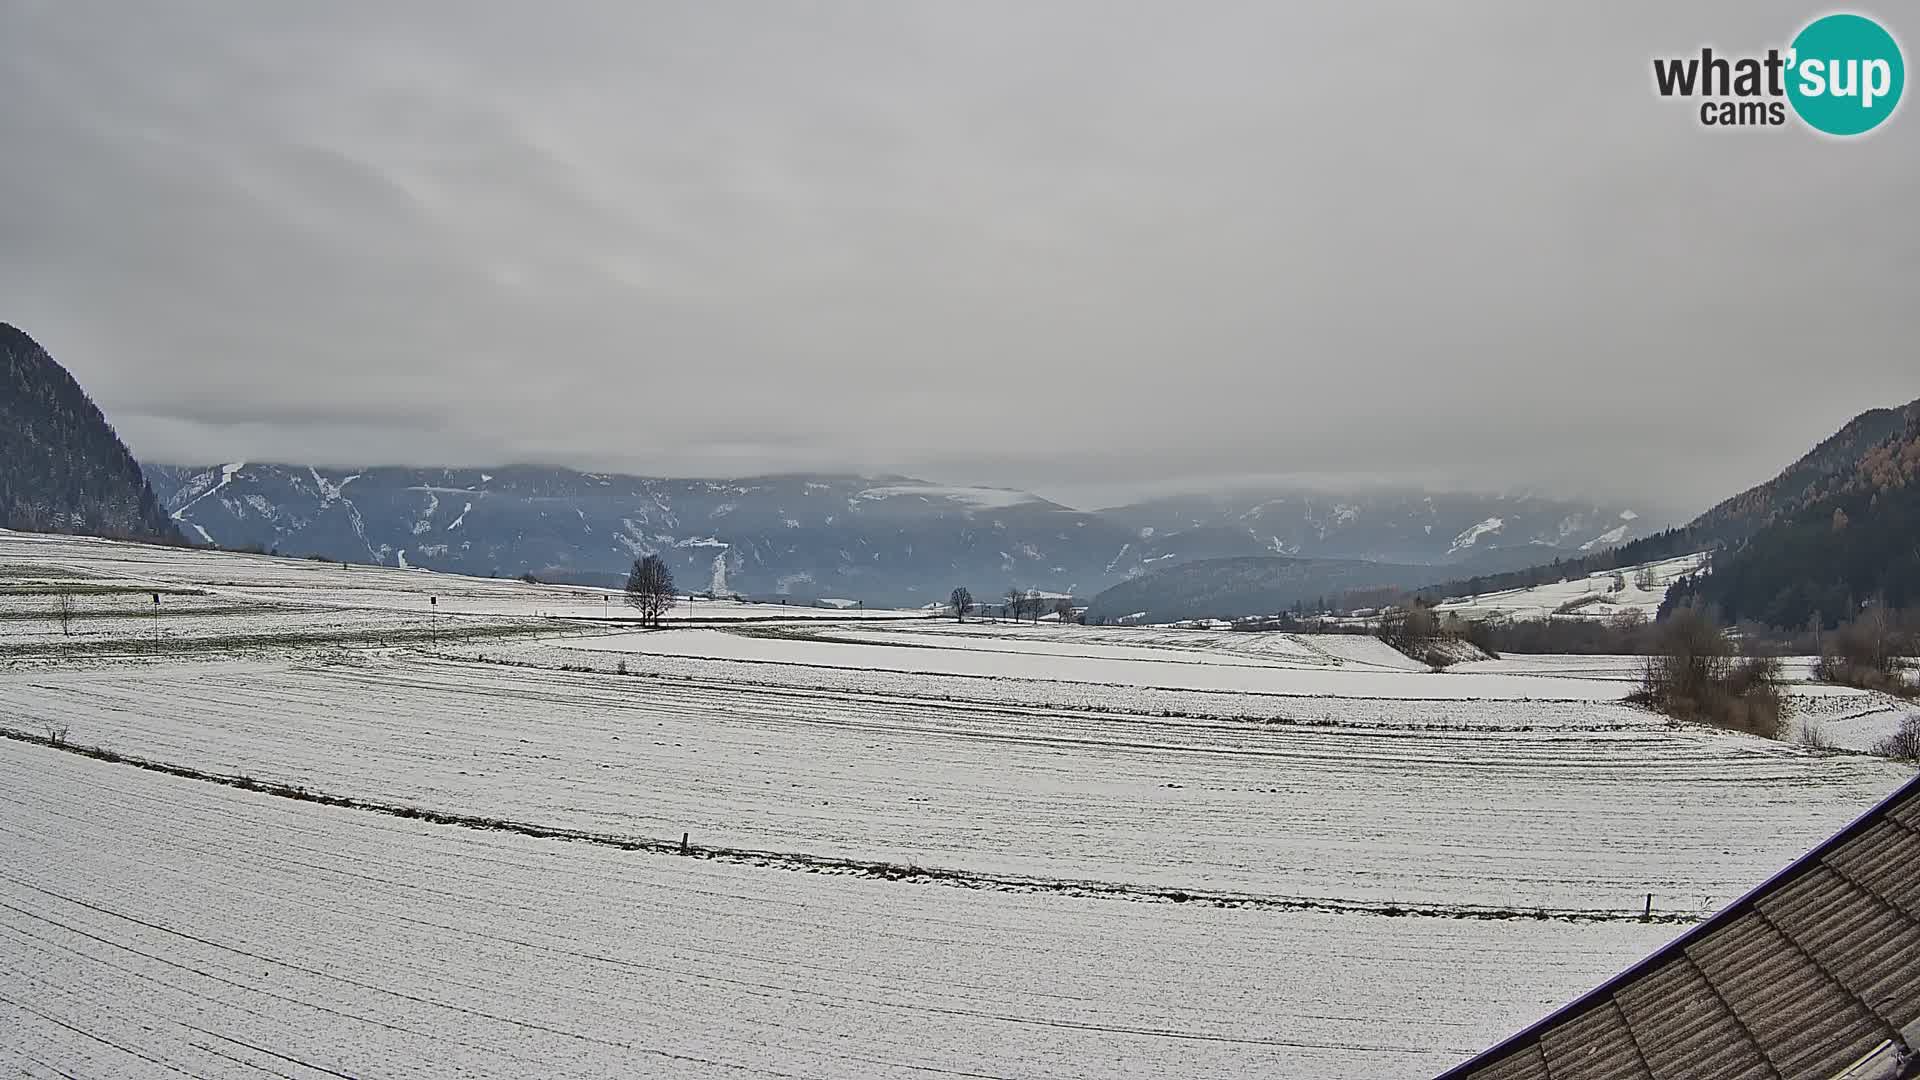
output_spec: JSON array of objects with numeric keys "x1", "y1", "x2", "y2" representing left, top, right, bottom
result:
[{"x1": 143, "y1": 463, "x2": 1659, "y2": 605}]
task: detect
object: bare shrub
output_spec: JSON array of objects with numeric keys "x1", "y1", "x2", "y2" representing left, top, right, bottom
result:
[
  {"x1": 1378, "y1": 598, "x2": 1440, "y2": 659},
  {"x1": 43, "y1": 723, "x2": 69, "y2": 747},
  {"x1": 1811, "y1": 655, "x2": 1915, "y2": 696},
  {"x1": 1797, "y1": 719, "x2": 1834, "y2": 750},
  {"x1": 1870, "y1": 715, "x2": 1920, "y2": 760},
  {"x1": 1812, "y1": 604, "x2": 1916, "y2": 698},
  {"x1": 1459, "y1": 620, "x2": 1502, "y2": 659},
  {"x1": 1468, "y1": 613, "x2": 1653, "y2": 655},
  {"x1": 1627, "y1": 607, "x2": 1786, "y2": 739}
]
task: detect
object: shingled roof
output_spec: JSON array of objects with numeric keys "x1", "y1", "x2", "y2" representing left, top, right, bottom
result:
[{"x1": 1436, "y1": 771, "x2": 1920, "y2": 1080}]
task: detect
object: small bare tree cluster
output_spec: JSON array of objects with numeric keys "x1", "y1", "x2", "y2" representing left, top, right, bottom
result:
[
  {"x1": 1812, "y1": 601, "x2": 1916, "y2": 697},
  {"x1": 624, "y1": 555, "x2": 677, "y2": 627},
  {"x1": 991, "y1": 587, "x2": 1073, "y2": 623},
  {"x1": 1001, "y1": 587, "x2": 1040, "y2": 622},
  {"x1": 949, "y1": 587, "x2": 973, "y2": 622},
  {"x1": 1628, "y1": 605, "x2": 1786, "y2": 738},
  {"x1": 1871, "y1": 714, "x2": 1920, "y2": 760},
  {"x1": 1377, "y1": 598, "x2": 1441, "y2": 658}
]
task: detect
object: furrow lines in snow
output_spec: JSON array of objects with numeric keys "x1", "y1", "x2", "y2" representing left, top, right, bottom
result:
[{"x1": 0, "y1": 739, "x2": 1680, "y2": 1079}]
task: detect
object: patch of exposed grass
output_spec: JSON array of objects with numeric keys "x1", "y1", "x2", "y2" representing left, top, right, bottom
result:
[
  {"x1": 0, "y1": 584, "x2": 206, "y2": 596},
  {"x1": 0, "y1": 604, "x2": 298, "y2": 622},
  {"x1": 0, "y1": 564, "x2": 105, "y2": 579},
  {"x1": 0, "y1": 620, "x2": 551, "y2": 658}
]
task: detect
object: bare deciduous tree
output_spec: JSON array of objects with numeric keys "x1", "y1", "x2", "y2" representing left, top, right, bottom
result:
[
  {"x1": 1378, "y1": 597, "x2": 1440, "y2": 655},
  {"x1": 1630, "y1": 604, "x2": 1785, "y2": 738},
  {"x1": 950, "y1": 587, "x2": 973, "y2": 622},
  {"x1": 1053, "y1": 597, "x2": 1075, "y2": 624},
  {"x1": 625, "y1": 555, "x2": 677, "y2": 627},
  {"x1": 1872, "y1": 714, "x2": 1920, "y2": 760},
  {"x1": 1812, "y1": 598, "x2": 1915, "y2": 696},
  {"x1": 56, "y1": 592, "x2": 73, "y2": 636}
]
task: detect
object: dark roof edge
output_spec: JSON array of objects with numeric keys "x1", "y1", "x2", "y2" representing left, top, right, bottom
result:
[{"x1": 1432, "y1": 767, "x2": 1920, "y2": 1079}]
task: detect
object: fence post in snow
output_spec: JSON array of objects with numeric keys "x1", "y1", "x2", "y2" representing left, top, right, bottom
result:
[
  {"x1": 680, "y1": 831, "x2": 689, "y2": 855},
  {"x1": 1643, "y1": 894, "x2": 1652, "y2": 921}
]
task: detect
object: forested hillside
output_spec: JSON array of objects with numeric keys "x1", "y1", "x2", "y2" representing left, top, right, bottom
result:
[
  {"x1": 0, "y1": 323, "x2": 177, "y2": 541},
  {"x1": 1421, "y1": 397, "x2": 1920, "y2": 611},
  {"x1": 1663, "y1": 418, "x2": 1920, "y2": 628},
  {"x1": 1688, "y1": 397, "x2": 1920, "y2": 540}
]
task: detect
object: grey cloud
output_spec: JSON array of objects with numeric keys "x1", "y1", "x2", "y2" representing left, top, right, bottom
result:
[{"x1": 2, "y1": 1, "x2": 1915, "y2": 518}]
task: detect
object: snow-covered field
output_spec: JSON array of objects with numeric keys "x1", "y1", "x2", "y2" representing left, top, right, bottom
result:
[
  {"x1": 2, "y1": 532, "x2": 1915, "y2": 1078},
  {"x1": 1455, "y1": 652, "x2": 1915, "y2": 752},
  {"x1": 0, "y1": 588, "x2": 475, "y2": 652},
  {"x1": 9, "y1": 652, "x2": 1902, "y2": 911},
  {"x1": 473, "y1": 637, "x2": 1658, "y2": 726},
  {"x1": 1436, "y1": 552, "x2": 1708, "y2": 622},
  {"x1": 565, "y1": 626, "x2": 1628, "y2": 701},
  {"x1": 0, "y1": 741, "x2": 1678, "y2": 1080},
  {"x1": 0, "y1": 530, "x2": 932, "y2": 624}
]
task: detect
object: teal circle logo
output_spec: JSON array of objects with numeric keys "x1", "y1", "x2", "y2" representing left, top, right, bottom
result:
[{"x1": 1787, "y1": 14, "x2": 1904, "y2": 135}]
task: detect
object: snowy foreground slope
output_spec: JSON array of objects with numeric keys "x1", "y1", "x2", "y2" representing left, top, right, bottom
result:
[
  {"x1": 0, "y1": 741, "x2": 1672, "y2": 1080},
  {"x1": 9, "y1": 653, "x2": 1903, "y2": 911},
  {"x1": 1, "y1": 531, "x2": 1914, "y2": 1078}
]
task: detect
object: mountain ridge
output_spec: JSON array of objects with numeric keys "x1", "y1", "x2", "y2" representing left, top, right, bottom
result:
[
  {"x1": 1663, "y1": 407, "x2": 1920, "y2": 627},
  {"x1": 145, "y1": 461, "x2": 1657, "y2": 606},
  {"x1": 0, "y1": 323, "x2": 178, "y2": 543},
  {"x1": 1093, "y1": 392, "x2": 1920, "y2": 623}
]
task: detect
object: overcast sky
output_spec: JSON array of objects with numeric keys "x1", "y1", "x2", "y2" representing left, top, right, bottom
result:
[{"x1": 2, "y1": 2, "x2": 1915, "y2": 515}]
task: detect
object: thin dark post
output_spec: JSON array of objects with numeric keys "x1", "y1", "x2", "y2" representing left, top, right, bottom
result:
[
  {"x1": 1643, "y1": 893, "x2": 1652, "y2": 921},
  {"x1": 679, "y1": 831, "x2": 690, "y2": 855}
]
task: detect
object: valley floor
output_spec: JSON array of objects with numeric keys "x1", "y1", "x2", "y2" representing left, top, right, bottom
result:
[
  {"x1": 1, "y1": 740, "x2": 1672, "y2": 1080},
  {"x1": 1, "y1": 530, "x2": 1914, "y2": 1078}
]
